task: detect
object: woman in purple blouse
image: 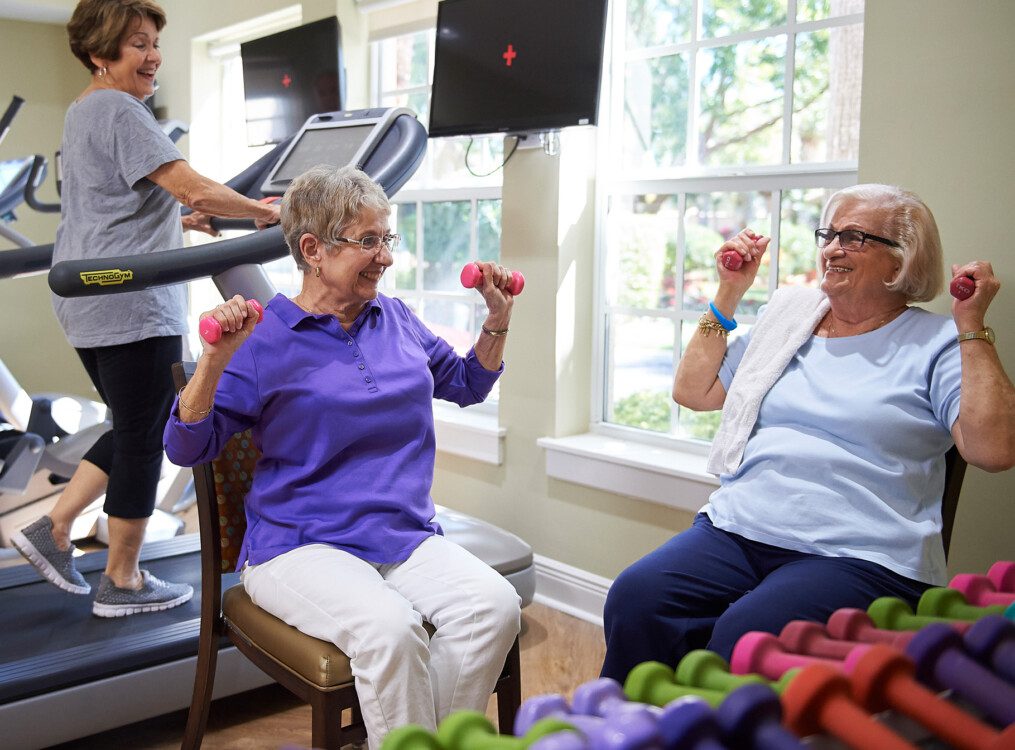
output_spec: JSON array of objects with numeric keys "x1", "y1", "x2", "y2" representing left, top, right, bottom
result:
[{"x1": 164, "y1": 165, "x2": 521, "y2": 749}]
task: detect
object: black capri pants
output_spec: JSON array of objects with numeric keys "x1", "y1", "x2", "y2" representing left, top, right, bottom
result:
[{"x1": 76, "y1": 335, "x2": 182, "y2": 519}]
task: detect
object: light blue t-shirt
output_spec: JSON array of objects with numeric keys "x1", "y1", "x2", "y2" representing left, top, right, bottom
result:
[{"x1": 703, "y1": 306, "x2": 961, "y2": 585}]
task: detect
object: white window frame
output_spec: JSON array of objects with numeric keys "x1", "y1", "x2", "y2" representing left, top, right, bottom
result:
[
  {"x1": 545, "y1": 0, "x2": 864, "y2": 502},
  {"x1": 370, "y1": 25, "x2": 507, "y2": 462}
]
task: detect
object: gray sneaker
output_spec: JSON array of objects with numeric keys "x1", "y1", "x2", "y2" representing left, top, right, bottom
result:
[
  {"x1": 11, "y1": 516, "x2": 90, "y2": 594},
  {"x1": 92, "y1": 570, "x2": 194, "y2": 618}
]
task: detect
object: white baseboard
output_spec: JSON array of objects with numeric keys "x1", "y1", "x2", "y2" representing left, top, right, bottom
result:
[{"x1": 532, "y1": 553, "x2": 612, "y2": 628}]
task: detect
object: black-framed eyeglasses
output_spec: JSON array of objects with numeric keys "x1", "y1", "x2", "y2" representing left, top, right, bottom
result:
[
  {"x1": 815, "y1": 228, "x2": 900, "y2": 252},
  {"x1": 332, "y1": 233, "x2": 401, "y2": 252}
]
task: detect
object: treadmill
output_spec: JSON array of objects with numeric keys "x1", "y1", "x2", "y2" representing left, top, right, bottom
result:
[{"x1": 1, "y1": 108, "x2": 535, "y2": 749}]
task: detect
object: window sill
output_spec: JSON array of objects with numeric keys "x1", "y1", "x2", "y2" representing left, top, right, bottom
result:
[
  {"x1": 537, "y1": 433, "x2": 719, "y2": 512},
  {"x1": 433, "y1": 403, "x2": 505, "y2": 466}
]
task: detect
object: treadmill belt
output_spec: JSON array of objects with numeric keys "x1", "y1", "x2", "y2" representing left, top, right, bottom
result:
[{"x1": 0, "y1": 534, "x2": 235, "y2": 704}]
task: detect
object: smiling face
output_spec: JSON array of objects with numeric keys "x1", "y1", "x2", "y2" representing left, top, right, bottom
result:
[
  {"x1": 94, "y1": 14, "x2": 161, "y2": 101},
  {"x1": 319, "y1": 207, "x2": 394, "y2": 310},
  {"x1": 818, "y1": 199, "x2": 904, "y2": 305}
]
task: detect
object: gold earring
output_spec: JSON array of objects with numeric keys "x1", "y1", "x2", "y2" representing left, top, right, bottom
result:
[{"x1": 315, "y1": 266, "x2": 321, "y2": 278}]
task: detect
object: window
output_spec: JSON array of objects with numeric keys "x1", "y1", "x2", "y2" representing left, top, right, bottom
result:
[
  {"x1": 372, "y1": 30, "x2": 508, "y2": 409},
  {"x1": 598, "y1": 0, "x2": 864, "y2": 445}
]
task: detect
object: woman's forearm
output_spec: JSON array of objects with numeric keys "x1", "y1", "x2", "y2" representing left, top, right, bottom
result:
[{"x1": 955, "y1": 341, "x2": 1015, "y2": 471}]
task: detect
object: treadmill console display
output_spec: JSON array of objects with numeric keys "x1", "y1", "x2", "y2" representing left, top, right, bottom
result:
[{"x1": 270, "y1": 124, "x2": 376, "y2": 184}]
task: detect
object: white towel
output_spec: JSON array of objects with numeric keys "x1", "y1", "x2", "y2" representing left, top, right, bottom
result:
[{"x1": 706, "y1": 286, "x2": 830, "y2": 476}]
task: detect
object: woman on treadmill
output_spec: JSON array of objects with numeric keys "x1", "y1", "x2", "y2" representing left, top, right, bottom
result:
[{"x1": 12, "y1": 0, "x2": 279, "y2": 617}]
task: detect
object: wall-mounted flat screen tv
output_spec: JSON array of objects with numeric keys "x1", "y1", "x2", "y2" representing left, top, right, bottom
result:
[
  {"x1": 240, "y1": 16, "x2": 345, "y2": 146},
  {"x1": 428, "y1": 0, "x2": 608, "y2": 139}
]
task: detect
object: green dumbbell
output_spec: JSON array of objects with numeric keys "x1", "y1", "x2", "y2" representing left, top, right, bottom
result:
[
  {"x1": 438, "y1": 711, "x2": 577, "y2": 750},
  {"x1": 676, "y1": 649, "x2": 798, "y2": 695},
  {"x1": 917, "y1": 587, "x2": 1008, "y2": 621},
  {"x1": 868, "y1": 597, "x2": 968, "y2": 631},
  {"x1": 624, "y1": 661, "x2": 728, "y2": 708},
  {"x1": 383, "y1": 724, "x2": 445, "y2": 750}
]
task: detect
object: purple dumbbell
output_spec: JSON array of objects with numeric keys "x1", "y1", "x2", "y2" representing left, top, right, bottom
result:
[
  {"x1": 963, "y1": 615, "x2": 1015, "y2": 684},
  {"x1": 906, "y1": 623, "x2": 1015, "y2": 726},
  {"x1": 653, "y1": 698, "x2": 729, "y2": 750},
  {"x1": 989, "y1": 562, "x2": 1015, "y2": 594},
  {"x1": 571, "y1": 678, "x2": 657, "y2": 719},
  {"x1": 515, "y1": 695, "x2": 632, "y2": 748},
  {"x1": 715, "y1": 683, "x2": 805, "y2": 750}
]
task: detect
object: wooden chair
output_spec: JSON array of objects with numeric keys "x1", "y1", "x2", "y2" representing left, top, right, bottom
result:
[
  {"x1": 173, "y1": 363, "x2": 521, "y2": 750},
  {"x1": 941, "y1": 445, "x2": 967, "y2": 561}
]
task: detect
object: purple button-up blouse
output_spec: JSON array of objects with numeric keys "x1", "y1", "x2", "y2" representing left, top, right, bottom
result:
[{"x1": 164, "y1": 293, "x2": 502, "y2": 568}]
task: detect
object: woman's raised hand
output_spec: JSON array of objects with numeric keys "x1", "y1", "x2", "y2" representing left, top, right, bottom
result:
[
  {"x1": 469, "y1": 261, "x2": 518, "y2": 316},
  {"x1": 951, "y1": 261, "x2": 1000, "y2": 330},
  {"x1": 717, "y1": 229, "x2": 770, "y2": 292},
  {"x1": 198, "y1": 295, "x2": 262, "y2": 358}
]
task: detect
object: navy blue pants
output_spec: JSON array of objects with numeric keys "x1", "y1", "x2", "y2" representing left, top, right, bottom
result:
[
  {"x1": 76, "y1": 336, "x2": 182, "y2": 519},
  {"x1": 600, "y1": 513, "x2": 930, "y2": 682}
]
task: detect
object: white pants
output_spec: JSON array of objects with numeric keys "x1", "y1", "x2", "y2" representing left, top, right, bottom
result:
[{"x1": 241, "y1": 535, "x2": 521, "y2": 749}]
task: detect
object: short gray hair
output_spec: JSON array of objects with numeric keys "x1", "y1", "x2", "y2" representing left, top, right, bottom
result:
[
  {"x1": 821, "y1": 184, "x2": 943, "y2": 302},
  {"x1": 280, "y1": 165, "x2": 390, "y2": 273}
]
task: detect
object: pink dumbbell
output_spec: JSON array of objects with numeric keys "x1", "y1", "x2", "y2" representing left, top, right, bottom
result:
[
  {"x1": 199, "y1": 299, "x2": 264, "y2": 344},
  {"x1": 950, "y1": 275, "x2": 975, "y2": 300},
  {"x1": 989, "y1": 561, "x2": 1015, "y2": 593},
  {"x1": 730, "y1": 631, "x2": 868, "y2": 681},
  {"x1": 949, "y1": 574, "x2": 1015, "y2": 608},
  {"x1": 779, "y1": 620, "x2": 864, "y2": 661},
  {"x1": 460, "y1": 263, "x2": 525, "y2": 295},
  {"x1": 720, "y1": 250, "x2": 744, "y2": 271},
  {"x1": 824, "y1": 609, "x2": 917, "y2": 649}
]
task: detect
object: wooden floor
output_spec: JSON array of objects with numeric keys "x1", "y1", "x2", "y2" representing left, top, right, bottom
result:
[{"x1": 49, "y1": 602, "x2": 606, "y2": 750}]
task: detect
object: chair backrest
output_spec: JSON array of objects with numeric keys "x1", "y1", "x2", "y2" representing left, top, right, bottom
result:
[
  {"x1": 171, "y1": 362, "x2": 258, "y2": 577},
  {"x1": 941, "y1": 445, "x2": 967, "y2": 561}
]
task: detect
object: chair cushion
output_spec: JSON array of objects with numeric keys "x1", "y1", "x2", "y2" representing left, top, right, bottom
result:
[
  {"x1": 223, "y1": 585, "x2": 438, "y2": 689},
  {"x1": 223, "y1": 584, "x2": 354, "y2": 688}
]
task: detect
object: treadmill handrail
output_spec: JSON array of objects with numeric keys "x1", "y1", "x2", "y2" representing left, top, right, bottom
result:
[
  {"x1": 48, "y1": 226, "x2": 288, "y2": 298},
  {"x1": 25, "y1": 155, "x2": 60, "y2": 213},
  {"x1": 0, "y1": 242, "x2": 54, "y2": 279},
  {"x1": 0, "y1": 95, "x2": 25, "y2": 148}
]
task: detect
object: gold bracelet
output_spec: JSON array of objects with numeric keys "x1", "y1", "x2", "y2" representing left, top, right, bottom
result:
[
  {"x1": 178, "y1": 387, "x2": 213, "y2": 416},
  {"x1": 481, "y1": 325, "x2": 509, "y2": 337},
  {"x1": 697, "y1": 315, "x2": 730, "y2": 339}
]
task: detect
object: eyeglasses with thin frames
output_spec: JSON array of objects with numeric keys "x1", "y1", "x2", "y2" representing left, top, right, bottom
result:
[
  {"x1": 815, "y1": 228, "x2": 900, "y2": 252},
  {"x1": 331, "y1": 233, "x2": 401, "y2": 252}
]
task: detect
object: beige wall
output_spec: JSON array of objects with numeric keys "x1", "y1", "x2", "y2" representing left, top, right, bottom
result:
[
  {"x1": 1, "y1": 1, "x2": 1011, "y2": 579},
  {"x1": 0, "y1": 18, "x2": 92, "y2": 396},
  {"x1": 858, "y1": 0, "x2": 1015, "y2": 576}
]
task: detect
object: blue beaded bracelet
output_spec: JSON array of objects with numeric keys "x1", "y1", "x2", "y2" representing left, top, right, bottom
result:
[{"x1": 708, "y1": 301, "x2": 737, "y2": 332}]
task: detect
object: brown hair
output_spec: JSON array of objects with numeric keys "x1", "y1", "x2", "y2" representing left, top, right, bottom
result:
[{"x1": 67, "y1": 0, "x2": 167, "y2": 72}]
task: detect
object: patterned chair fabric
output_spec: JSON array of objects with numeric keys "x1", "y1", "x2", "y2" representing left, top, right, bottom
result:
[{"x1": 212, "y1": 431, "x2": 257, "y2": 572}]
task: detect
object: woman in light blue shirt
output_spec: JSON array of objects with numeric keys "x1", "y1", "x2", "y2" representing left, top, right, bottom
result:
[{"x1": 601, "y1": 184, "x2": 1015, "y2": 681}]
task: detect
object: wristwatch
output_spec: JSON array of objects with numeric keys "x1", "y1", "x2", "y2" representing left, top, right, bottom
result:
[{"x1": 956, "y1": 327, "x2": 995, "y2": 345}]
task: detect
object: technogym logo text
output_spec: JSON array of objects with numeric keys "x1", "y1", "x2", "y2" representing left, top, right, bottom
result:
[{"x1": 80, "y1": 269, "x2": 134, "y2": 286}]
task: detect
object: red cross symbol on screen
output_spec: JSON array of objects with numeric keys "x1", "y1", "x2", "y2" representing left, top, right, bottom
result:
[
  {"x1": 502, "y1": 44, "x2": 517, "y2": 67},
  {"x1": 281, "y1": 73, "x2": 292, "y2": 88}
]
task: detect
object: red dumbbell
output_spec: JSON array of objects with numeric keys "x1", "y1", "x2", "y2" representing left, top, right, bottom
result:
[
  {"x1": 949, "y1": 574, "x2": 1015, "y2": 608},
  {"x1": 950, "y1": 274, "x2": 975, "y2": 300},
  {"x1": 779, "y1": 620, "x2": 862, "y2": 661},
  {"x1": 989, "y1": 561, "x2": 1015, "y2": 593},
  {"x1": 848, "y1": 644, "x2": 1014, "y2": 750},
  {"x1": 199, "y1": 299, "x2": 264, "y2": 344},
  {"x1": 460, "y1": 263, "x2": 525, "y2": 295},
  {"x1": 721, "y1": 250, "x2": 744, "y2": 271},
  {"x1": 730, "y1": 631, "x2": 868, "y2": 681},
  {"x1": 781, "y1": 664, "x2": 918, "y2": 750}
]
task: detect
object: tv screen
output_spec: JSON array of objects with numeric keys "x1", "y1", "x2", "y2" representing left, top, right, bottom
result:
[
  {"x1": 241, "y1": 16, "x2": 345, "y2": 147},
  {"x1": 428, "y1": 0, "x2": 608, "y2": 139}
]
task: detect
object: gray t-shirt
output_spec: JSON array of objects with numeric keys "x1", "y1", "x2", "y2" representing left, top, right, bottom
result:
[{"x1": 52, "y1": 89, "x2": 188, "y2": 347}]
